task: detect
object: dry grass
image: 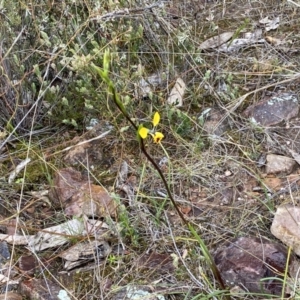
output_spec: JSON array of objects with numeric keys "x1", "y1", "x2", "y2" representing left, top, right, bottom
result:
[{"x1": 0, "y1": 0, "x2": 300, "y2": 299}]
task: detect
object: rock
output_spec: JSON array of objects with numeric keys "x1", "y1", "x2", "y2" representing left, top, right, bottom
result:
[
  {"x1": 49, "y1": 168, "x2": 117, "y2": 218},
  {"x1": 214, "y1": 236, "x2": 294, "y2": 296},
  {"x1": 65, "y1": 183, "x2": 117, "y2": 218},
  {"x1": 243, "y1": 92, "x2": 299, "y2": 126},
  {"x1": 243, "y1": 93, "x2": 299, "y2": 126},
  {"x1": 111, "y1": 286, "x2": 165, "y2": 300},
  {"x1": 271, "y1": 205, "x2": 300, "y2": 256},
  {"x1": 0, "y1": 242, "x2": 10, "y2": 264},
  {"x1": 266, "y1": 154, "x2": 296, "y2": 174},
  {"x1": 19, "y1": 278, "x2": 62, "y2": 300},
  {"x1": 49, "y1": 167, "x2": 85, "y2": 207}
]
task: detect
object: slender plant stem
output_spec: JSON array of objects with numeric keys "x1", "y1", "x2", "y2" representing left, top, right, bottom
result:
[
  {"x1": 110, "y1": 86, "x2": 229, "y2": 294},
  {"x1": 92, "y1": 57, "x2": 229, "y2": 297}
]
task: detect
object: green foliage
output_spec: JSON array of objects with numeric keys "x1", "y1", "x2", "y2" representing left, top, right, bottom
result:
[
  {"x1": 167, "y1": 107, "x2": 202, "y2": 146},
  {"x1": 119, "y1": 206, "x2": 140, "y2": 247},
  {"x1": 0, "y1": 0, "x2": 148, "y2": 131}
]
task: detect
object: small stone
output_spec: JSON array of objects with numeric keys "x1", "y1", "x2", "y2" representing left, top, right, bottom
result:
[
  {"x1": 271, "y1": 205, "x2": 300, "y2": 256},
  {"x1": 266, "y1": 154, "x2": 296, "y2": 174},
  {"x1": 224, "y1": 170, "x2": 232, "y2": 177}
]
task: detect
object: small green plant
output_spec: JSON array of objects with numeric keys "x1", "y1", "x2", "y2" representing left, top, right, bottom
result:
[{"x1": 107, "y1": 254, "x2": 119, "y2": 266}]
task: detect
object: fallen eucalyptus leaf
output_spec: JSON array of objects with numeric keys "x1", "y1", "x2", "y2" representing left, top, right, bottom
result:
[
  {"x1": 199, "y1": 32, "x2": 234, "y2": 50},
  {"x1": 166, "y1": 77, "x2": 186, "y2": 107}
]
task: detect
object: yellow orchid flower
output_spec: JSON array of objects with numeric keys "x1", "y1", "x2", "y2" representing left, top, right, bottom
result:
[
  {"x1": 151, "y1": 131, "x2": 164, "y2": 144},
  {"x1": 138, "y1": 112, "x2": 164, "y2": 143}
]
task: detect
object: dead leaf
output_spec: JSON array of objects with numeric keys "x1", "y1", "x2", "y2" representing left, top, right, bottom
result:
[
  {"x1": 199, "y1": 32, "x2": 234, "y2": 50},
  {"x1": 49, "y1": 167, "x2": 85, "y2": 207},
  {"x1": 27, "y1": 219, "x2": 110, "y2": 252},
  {"x1": 0, "y1": 131, "x2": 7, "y2": 140},
  {"x1": 0, "y1": 233, "x2": 33, "y2": 246},
  {"x1": 19, "y1": 255, "x2": 51, "y2": 276},
  {"x1": 117, "y1": 160, "x2": 128, "y2": 184},
  {"x1": 8, "y1": 158, "x2": 31, "y2": 184},
  {"x1": 59, "y1": 240, "x2": 111, "y2": 270},
  {"x1": 138, "y1": 252, "x2": 174, "y2": 274},
  {"x1": 0, "y1": 274, "x2": 19, "y2": 285},
  {"x1": 219, "y1": 37, "x2": 264, "y2": 52},
  {"x1": 179, "y1": 206, "x2": 191, "y2": 215},
  {"x1": 265, "y1": 35, "x2": 284, "y2": 46},
  {"x1": 263, "y1": 176, "x2": 283, "y2": 191},
  {"x1": 28, "y1": 219, "x2": 85, "y2": 251},
  {"x1": 49, "y1": 168, "x2": 116, "y2": 218},
  {"x1": 259, "y1": 16, "x2": 280, "y2": 31},
  {"x1": 19, "y1": 255, "x2": 38, "y2": 276},
  {"x1": 218, "y1": 29, "x2": 264, "y2": 52},
  {"x1": 166, "y1": 77, "x2": 186, "y2": 107}
]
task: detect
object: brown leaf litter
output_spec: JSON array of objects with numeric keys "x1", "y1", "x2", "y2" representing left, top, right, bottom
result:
[{"x1": 138, "y1": 252, "x2": 175, "y2": 274}]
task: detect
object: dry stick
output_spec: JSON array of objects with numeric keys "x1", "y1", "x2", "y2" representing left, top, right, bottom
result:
[{"x1": 110, "y1": 86, "x2": 229, "y2": 294}]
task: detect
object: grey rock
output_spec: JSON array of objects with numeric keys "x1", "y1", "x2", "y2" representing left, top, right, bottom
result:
[
  {"x1": 266, "y1": 154, "x2": 296, "y2": 174},
  {"x1": 243, "y1": 92, "x2": 299, "y2": 126}
]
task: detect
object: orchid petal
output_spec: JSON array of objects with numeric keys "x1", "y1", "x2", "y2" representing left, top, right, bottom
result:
[
  {"x1": 152, "y1": 112, "x2": 160, "y2": 127},
  {"x1": 138, "y1": 126, "x2": 149, "y2": 139}
]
